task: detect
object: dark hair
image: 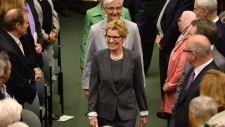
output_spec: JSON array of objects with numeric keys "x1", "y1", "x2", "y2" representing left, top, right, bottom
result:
[
  {"x1": 191, "y1": 19, "x2": 218, "y2": 45},
  {"x1": 0, "y1": 51, "x2": 9, "y2": 73},
  {"x1": 3, "y1": 8, "x2": 27, "y2": 31}
]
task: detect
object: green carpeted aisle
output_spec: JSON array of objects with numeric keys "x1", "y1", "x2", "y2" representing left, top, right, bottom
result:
[{"x1": 51, "y1": 2, "x2": 167, "y2": 127}]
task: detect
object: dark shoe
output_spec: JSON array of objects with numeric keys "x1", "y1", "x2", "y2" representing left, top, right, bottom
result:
[
  {"x1": 156, "y1": 112, "x2": 171, "y2": 120},
  {"x1": 60, "y1": 10, "x2": 70, "y2": 17},
  {"x1": 74, "y1": 7, "x2": 86, "y2": 15},
  {"x1": 52, "y1": 114, "x2": 60, "y2": 120}
]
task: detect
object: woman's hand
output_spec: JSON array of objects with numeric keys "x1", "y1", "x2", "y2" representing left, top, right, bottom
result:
[
  {"x1": 89, "y1": 117, "x2": 98, "y2": 127},
  {"x1": 140, "y1": 116, "x2": 147, "y2": 127},
  {"x1": 163, "y1": 82, "x2": 169, "y2": 92},
  {"x1": 155, "y1": 34, "x2": 162, "y2": 50}
]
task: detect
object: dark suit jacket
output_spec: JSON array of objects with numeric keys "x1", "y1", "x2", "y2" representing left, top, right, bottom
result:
[
  {"x1": 0, "y1": 32, "x2": 36, "y2": 105},
  {"x1": 88, "y1": 48, "x2": 148, "y2": 121},
  {"x1": 174, "y1": 61, "x2": 219, "y2": 127},
  {"x1": 214, "y1": 19, "x2": 225, "y2": 57},
  {"x1": 20, "y1": 0, "x2": 44, "y2": 71},
  {"x1": 159, "y1": 0, "x2": 194, "y2": 52}
]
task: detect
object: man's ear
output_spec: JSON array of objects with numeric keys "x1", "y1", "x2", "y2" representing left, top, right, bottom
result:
[
  {"x1": 15, "y1": 23, "x2": 20, "y2": 30},
  {"x1": 204, "y1": 8, "x2": 209, "y2": 17}
]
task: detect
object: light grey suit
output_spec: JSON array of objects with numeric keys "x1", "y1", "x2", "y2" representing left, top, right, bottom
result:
[
  {"x1": 174, "y1": 46, "x2": 225, "y2": 103},
  {"x1": 82, "y1": 17, "x2": 145, "y2": 89}
]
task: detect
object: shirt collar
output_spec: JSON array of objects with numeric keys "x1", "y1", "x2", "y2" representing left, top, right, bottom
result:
[
  {"x1": 194, "y1": 58, "x2": 213, "y2": 79},
  {"x1": 7, "y1": 32, "x2": 20, "y2": 45},
  {"x1": 213, "y1": 16, "x2": 219, "y2": 23}
]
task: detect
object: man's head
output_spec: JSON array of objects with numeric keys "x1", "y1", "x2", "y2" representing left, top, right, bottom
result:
[
  {"x1": 194, "y1": 0, "x2": 217, "y2": 19},
  {"x1": 184, "y1": 34, "x2": 212, "y2": 68},
  {"x1": 0, "y1": 60, "x2": 6, "y2": 86},
  {"x1": 0, "y1": 98, "x2": 22, "y2": 127},
  {"x1": 190, "y1": 19, "x2": 218, "y2": 45},
  {"x1": 189, "y1": 96, "x2": 217, "y2": 127},
  {"x1": 3, "y1": 8, "x2": 28, "y2": 38},
  {"x1": 0, "y1": 51, "x2": 11, "y2": 84}
]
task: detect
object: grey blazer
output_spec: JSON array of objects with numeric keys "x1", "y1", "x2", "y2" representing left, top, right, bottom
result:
[
  {"x1": 88, "y1": 48, "x2": 148, "y2": 121},
  {"x1": 34, "y1": 0, "x2": 60, "y2": 34},
  {"x1": 82, "y1": 17, "x2": 145, "y2": 89}
]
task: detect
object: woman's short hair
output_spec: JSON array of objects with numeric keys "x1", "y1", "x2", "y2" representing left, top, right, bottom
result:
[
  {"x1": 7, "y1": 122, "x2": 29, "y2": 127},
  {"x1": 103, "y1": 0, "x2": 124, "y2": 8},
  {"x1": 105, "y1": 19, "x2": 128, "y2": 37},
  {"x1": 200, "y1": 69, "x2": 225, "y2": 112},
  {"x1": 0, "y1": 98, "x2": 22, "y2": 127}
]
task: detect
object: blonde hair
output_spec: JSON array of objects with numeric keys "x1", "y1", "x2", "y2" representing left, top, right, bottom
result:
[
  {"x1": 105, "y1": 19, "x2": 128, "y2": 37},
  {"x1": 200, "y1": 69, "x2": 225, "y2": 112},
  {"x1": 0, "y1": 0, "x2": 24, "y2": 17}
]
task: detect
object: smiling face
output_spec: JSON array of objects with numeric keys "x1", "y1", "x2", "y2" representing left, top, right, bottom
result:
[
  {"x1": 103, "y1": 0, "x2": 122, "y2": 22},
  {"x1": 106, "y1": 29, "x2": 126, "y2": 52}
]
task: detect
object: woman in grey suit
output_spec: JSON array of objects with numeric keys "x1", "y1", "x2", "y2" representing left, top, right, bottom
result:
[
  {"x1": 87, "y1": 20, "x2": 148, "y2": 127},
  {"x1": 82, "y1": 0, "x2": 145, "y2": 97}
]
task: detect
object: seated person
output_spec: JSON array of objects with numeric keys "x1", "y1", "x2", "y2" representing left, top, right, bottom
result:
[
  {"x1": 0, "y1": 98, "x2": 22, "y2": 127},
  {"x1": 189, "y1": 96, "x2": 218, "y2": 127}
]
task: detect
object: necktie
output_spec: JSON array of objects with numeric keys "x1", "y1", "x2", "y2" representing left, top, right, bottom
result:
[
  {"x1": 24, "y1": 2, "x2": 36, "y2": 36},
  {"x1": 156, "y1": 0, "x2": 170, "y2": 36},
  {"x1": 18, "y1": 41, "x2": 25, "y2": 55},
  {"x1": 186, "y1": 71, "x2": 195, "y2": 90}
]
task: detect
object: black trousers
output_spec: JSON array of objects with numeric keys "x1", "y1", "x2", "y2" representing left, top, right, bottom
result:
[{"x1": 98, "y1": 110, "x2": 136, "y2": 127}]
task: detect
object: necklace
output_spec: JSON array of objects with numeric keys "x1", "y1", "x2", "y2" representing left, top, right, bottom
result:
[{"x1": 110, "y1": 52, "x2": 123, "y2": 61}]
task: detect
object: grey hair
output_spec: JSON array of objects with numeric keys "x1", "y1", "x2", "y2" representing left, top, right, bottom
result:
[
  {"x1": 7, "y1": 122, "x2": 29, "y2": 127},
  {"x1": 189, "y1": 96, "x2": 218, "y2": 122},
  {"x1": 197, "y1": 0, "x2": 218, "y2": 15},
  {"x1": 0, "y1": 60, "x2": 6, "y2": 76},
  {"x1": 103, "y1": 0, "x2": 124, "y2": 8},
  {"x1": 0, "y1": 98, "x2": 22, "y2": 127},
  {"x1": 0, "y1": 51, "x2": 9, "y2": 73},
  {"x1": 189, "y1": 36, "x2": 211, "y2": 58}
]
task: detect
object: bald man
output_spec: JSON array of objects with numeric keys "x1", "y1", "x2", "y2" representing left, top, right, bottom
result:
[{"x1": 171, "y1": 34, "x2": 219, "y2": 127}]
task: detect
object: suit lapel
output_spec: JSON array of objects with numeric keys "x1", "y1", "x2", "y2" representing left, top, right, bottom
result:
[
  {"x1": 102, "y1": 50, "x2": 117, "y2": 93},
  {"x1": 119, "y1": 48, "x2": 131, "y2": 86},
  {"x1": 101, "y1": 18, "x2": 107, "y2": 36}
]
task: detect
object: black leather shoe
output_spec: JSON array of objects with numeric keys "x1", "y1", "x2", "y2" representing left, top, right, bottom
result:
[
  {"x1": 52, "y1": 114, "x2": 60, "y2": 120},
  {"x1": 156, "y1": 112, "x2": 171, "y2": 120}
]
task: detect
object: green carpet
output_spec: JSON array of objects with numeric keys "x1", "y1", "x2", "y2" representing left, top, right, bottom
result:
[{"x1": 51, "y1": 2, "x2": 167, "y2": 127}]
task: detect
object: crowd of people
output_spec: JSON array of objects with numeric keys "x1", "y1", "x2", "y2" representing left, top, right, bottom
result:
[{"x1": 0, "y1": 0, "x2": 225, "y2": 127}]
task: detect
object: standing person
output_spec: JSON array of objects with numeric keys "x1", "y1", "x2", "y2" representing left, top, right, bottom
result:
[
  {"x1": 156, "y1": 11, "x2": 196, "y2": 126},
  {"x1": 87, "y1": 19, "x2": 148, "y2": 127},
  {"x1": 82, "y1": 0, "x2": 145, "y2": 97},
  {"x1": 172, "y1": 34, "x2": 219, "y2": 127},
  {"x1": 34, "y1": 0, "x2": 59, "y2": 87},
  {"x1": 194, "y1": 0, "x2": 225, "y2": 57},
  {"x1": 58, "y1": 0, "x2": 86, "y2": 17},
  {"x1": 80, "y1": 0, "x2": 131, "y2": 70},
  {"x1": 155, "y1": 0, "x2": 194, "y2": 100},
  {"x1": 0, "y1": 8, "x2": 37, "y2": 105},
  {"x1": 124, "y1": 0, "x2": 161, "y2": 74}
]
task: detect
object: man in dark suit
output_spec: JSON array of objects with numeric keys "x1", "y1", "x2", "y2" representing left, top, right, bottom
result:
[
  {"x1": 0, "y1": 8, "x2": 37, "y2": 105},
  {"x1": 171, "y1": 19, "x2": 225, "y2": 127},
  {"x1": 124, "y1": 0, "x2": 162, "y2": 74},
  {"x1": 194, "y1": 0, "x2": 225, "y2": 57},
  {"x1": 172, "y1": 34, "x2": 219, "y2": 127},
  {"x1": 155, "y1": 0, "x2": 194, "y2": 100},
  {"x1": 21, "y1": 0, "x2": 44, "y2": 73}
]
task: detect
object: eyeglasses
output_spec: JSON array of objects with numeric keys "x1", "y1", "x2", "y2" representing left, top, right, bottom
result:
[
  {"x1": 105, "y1": 35, "x2": 123, "y2": 40},
  {"x1": 178, "y1": 17, "x2": 181, "y2": 22},
  {"x1": 183, "y1": 49, "x2": 197, "y2": 54},
  {"x1": 105, "y1": 7, "x2": 122, "y2": 12}
]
